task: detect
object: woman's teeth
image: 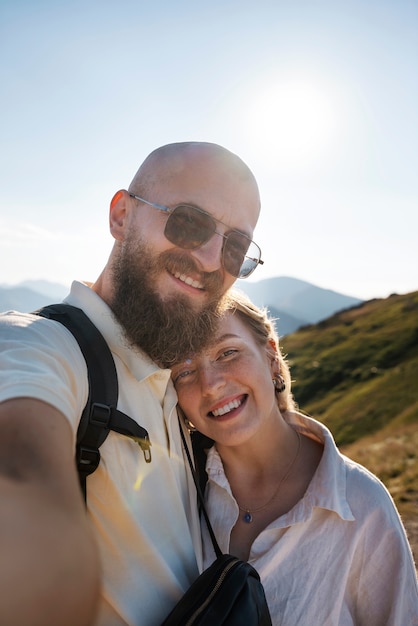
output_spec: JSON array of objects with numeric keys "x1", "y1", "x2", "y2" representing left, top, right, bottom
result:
[{"x1": 211, "y1": 398, "x2": 242, "y2": 417}]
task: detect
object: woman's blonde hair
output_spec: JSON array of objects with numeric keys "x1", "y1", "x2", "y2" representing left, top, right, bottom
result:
[{"x1": 221, "y1": 288, "x2": 295, "y2": 413}]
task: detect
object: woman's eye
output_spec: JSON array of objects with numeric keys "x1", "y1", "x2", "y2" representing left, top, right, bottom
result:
[
  {"x1": 218, "y1": 348, "x2": 238, "y2": 360},
  {"x1": 173, "y1": 369, "x2": 193, "y2": 384}
]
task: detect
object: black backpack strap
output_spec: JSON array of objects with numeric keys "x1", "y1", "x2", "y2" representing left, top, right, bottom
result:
[
  {"x1": 34, "y1": 304, "x2": 152, "y2": 499},
  {"x1": 190, "y1": 431, "x2": 214, "y2": 498}
]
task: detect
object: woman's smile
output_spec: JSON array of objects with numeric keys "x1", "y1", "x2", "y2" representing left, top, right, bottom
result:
[{"x1": 208, "y1": 394, "x2": 247, "y2": 418}]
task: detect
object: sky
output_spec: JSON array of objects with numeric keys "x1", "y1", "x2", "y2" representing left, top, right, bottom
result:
[{"x1": 1, "y1": 0, "x2": 417, "y2": 301}]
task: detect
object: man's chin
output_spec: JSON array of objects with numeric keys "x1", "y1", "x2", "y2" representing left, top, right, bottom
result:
[{"x1": 110, "y1": 243, "x2": 224, "y2": 364}]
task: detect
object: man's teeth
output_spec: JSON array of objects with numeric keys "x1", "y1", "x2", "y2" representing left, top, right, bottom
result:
[
  {"x1": 211, "y1": 398, "x2": 242, "y2": 417},
  {"x1": 174, "y1": 272, "x2": 203, "y2": 289}
]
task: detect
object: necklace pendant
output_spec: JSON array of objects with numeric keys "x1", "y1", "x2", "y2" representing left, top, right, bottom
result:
[{"x1": 242, "y1": 511, "x2": 253, "y2": 524}]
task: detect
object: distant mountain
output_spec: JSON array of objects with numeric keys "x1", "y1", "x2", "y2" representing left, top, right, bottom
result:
[
  {"x1": 0, "y1": 280, "x2": 70, "y2": 312},
  {"x1": 238, "y1": 276, "x2": 363, "y2": 335},
  {"x1": 0, "y1": 276, "x2": 362, "y2": 331},
  {"x1": 19, "y1": 280, "x2": 69, "y2": 300}
]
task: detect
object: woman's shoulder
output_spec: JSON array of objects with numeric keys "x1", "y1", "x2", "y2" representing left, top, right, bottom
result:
[{"x1": 341, "y1": 453, "x2": 402, "y2": 523}]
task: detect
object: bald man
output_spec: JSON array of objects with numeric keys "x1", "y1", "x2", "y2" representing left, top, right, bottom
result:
[{"x1": 0, "y1": 142, "x2": 262, "y2": 626}]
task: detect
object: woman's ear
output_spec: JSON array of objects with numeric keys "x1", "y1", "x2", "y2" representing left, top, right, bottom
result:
[
  {"x1": 267, "y1": 338, "x2": 279, "y2": 358},
  {"x1": 109, "y1": 190, "x2": 128, "y2": 240},
  {"x1": 266, "y1": 338, "x2": 280, "y2": 374}
]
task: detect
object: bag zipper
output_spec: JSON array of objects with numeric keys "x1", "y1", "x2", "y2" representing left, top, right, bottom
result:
[{"x1": 185, "y1": 558, "x2": 239, "y2": 626}]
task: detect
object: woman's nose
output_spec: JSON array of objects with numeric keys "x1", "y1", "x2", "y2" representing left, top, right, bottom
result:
[{"x1": 200, "y1": 364, "x2": 225, "y2": 395}]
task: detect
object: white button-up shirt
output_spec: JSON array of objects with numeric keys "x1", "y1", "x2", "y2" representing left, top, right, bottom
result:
[{"x1": 202, "y1": 412, "x2": 418, "y2": 625}]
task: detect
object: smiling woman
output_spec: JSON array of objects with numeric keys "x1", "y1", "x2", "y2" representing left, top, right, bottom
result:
[
  {"x1": 244, "y1": 75, "x2": 340, "y2": 171},
  {"x1": 172, "y1": 289, "x2": 418, "y2": 625}
]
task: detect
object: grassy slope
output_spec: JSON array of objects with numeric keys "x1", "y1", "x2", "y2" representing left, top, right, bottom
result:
[{"x1": 281, "y1": 291, "x2": 418, "y2": 565}]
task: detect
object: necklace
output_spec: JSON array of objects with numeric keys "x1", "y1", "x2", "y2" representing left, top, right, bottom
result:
[{"x1": 237, "y1": 430, "x2": 302, "y2": 524}]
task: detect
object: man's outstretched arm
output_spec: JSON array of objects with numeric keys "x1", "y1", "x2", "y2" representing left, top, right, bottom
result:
[{"x1": 0, "y1": 398, "x2": 101, "y2": 626}]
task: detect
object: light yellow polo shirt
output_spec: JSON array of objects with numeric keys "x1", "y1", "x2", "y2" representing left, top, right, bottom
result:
[{"x1": 0, "y1": 280, "x2": 202, "y2": 625}]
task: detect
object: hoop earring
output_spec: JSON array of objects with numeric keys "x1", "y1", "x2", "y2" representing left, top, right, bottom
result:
[
  {"x1": 178, "y1": 409, "x2": 197, "y2": 432},
  {"x1": 184, "y1": 417, "x2": 197, "y2": 432},
  {"x1": 273, "y1": 374, "x2": 286, "y2": 393}
]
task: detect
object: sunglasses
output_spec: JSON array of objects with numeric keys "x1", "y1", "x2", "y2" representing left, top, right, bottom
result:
[{"x1": 129, "y1": 194, "x2": 263, "y2": 278}]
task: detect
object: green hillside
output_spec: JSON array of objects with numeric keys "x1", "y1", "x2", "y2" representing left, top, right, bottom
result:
[
  {"x1": 281, "y1": 290, "x2": 418, "y2": 565},
  {"x1": 281, "y1": 290, "x2": 418, "y2": 445}
]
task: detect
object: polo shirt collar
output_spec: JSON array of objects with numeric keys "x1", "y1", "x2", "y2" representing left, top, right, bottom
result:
[{"x1": 64, "y1": 281, "x2": 172, "y2": 387}]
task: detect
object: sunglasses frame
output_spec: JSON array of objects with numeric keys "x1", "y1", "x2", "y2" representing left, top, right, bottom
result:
[{"x1": 128, "y1": 193, "x2": 263, "y2": 278}]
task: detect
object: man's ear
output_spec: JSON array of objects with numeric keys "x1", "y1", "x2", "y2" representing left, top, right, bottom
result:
[{"x1": 109, "y1": 190, "x2": 128, "y2": 240}]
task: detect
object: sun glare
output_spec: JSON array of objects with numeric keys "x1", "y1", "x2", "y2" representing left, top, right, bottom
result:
[{"x1": 245, "y1": 77, "x2": 339, "y2": 171}]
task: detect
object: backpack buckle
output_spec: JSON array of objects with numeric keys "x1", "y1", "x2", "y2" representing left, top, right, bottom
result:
[
  {"x1": 89, "y1": 402, "x2": 112, "y2": 427},
  {"x1": 77, "y1": 445, "x2": 101, "y2": 473}
]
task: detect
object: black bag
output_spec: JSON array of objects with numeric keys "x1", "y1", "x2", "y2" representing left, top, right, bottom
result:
[
  {"x1": 161, "y1": 553, "x2": 272, "y2": 625},
  {"x1": 161, "y1": 422, "x2": 272, "y2": 625}
]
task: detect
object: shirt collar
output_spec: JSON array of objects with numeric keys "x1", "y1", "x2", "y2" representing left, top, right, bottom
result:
[
  {"x1": 64, "y1": 280, "x2": 172, "y2": 389},
  {"x1": 206, "y1": 411, "x2": 355, "y2": 525},
  {"x1": 287, "y1": 412, "x2": 355, "y2": 522}
]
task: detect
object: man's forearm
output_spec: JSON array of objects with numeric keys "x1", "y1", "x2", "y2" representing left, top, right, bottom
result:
[
  {"x1": 0, "y1": 478, "x2": 100, "y2": 626},
  {"x1": 0, "y1": 399, "x2": 101, "y2": 626}
]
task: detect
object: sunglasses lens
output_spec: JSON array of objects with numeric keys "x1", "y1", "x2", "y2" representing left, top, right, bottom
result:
[
  {"x1": 237, "y1": 243, "x2": 260, "y2": 277},
  {"x1": 223, "y1": 233, "x2": 261, "y2": 278},
  {"x1": 165, "y1": 205, "x2": 215, "y2": 249},
  {"x1": 164, "y1": 204, "x2": 261, "y2": 278}
]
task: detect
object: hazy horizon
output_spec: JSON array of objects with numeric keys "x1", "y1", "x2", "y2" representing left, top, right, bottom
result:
[{"x1": 1, "y1": 274, "x2": 416, "y2": 305}]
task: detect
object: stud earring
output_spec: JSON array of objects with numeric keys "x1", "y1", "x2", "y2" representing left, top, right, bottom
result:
[{"x1": 273, "y1": 374, "x2": 286, "y2": 393}]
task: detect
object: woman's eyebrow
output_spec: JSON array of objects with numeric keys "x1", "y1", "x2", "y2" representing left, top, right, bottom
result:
[{"x1": 214, "y1": 333, "x2": 241, "y2": 343}]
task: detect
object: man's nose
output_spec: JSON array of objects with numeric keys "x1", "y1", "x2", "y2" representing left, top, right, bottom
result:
[{"x1": 190, "y1": 232, "x2": 224, "y2": 274}]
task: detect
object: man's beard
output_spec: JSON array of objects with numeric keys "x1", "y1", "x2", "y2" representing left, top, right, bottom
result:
[{"x1": 109, "y1": 235, "x2": 225, "y2": 368}]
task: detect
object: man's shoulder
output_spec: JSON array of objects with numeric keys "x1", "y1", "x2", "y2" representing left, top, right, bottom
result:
[
  {"x1": 0, "y1": 309, "x2": 63, "y2": 335},
  {"x1": 0, "y1": 309, "x2": 40, "y2": 323},
  {"x1": 0, "y1": 306, "x2": 89, "y2": 420},
  {"x1": 0, "y1": 307, "x2": 87, "y2": 361}
]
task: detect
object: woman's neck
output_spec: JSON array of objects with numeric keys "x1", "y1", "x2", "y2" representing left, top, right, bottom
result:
[
  {"x1": 216, "y1": 412, "x2": 298, "y2": 486},
  {"x1": 214, "y1": 414, "x2": 324, "y2": 561}
]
